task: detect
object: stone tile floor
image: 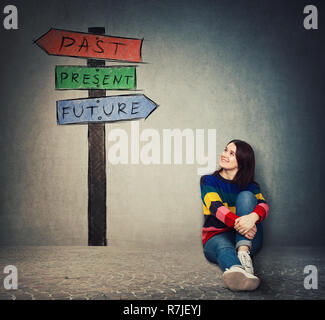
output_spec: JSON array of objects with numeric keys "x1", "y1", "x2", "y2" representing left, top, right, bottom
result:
[{"x1": 0, "y1": 242, "x2": 324, "y2": 300}]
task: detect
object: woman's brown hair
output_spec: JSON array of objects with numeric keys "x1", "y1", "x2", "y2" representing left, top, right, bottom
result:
[{"x1": 215, "y1": 139, "x2": 257, "y2": 189}]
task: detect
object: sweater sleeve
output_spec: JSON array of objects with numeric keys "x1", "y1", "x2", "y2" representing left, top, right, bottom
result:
[
  {"x1": 200, "y1": 176, "x2": 239, "y2": 227},
  {"x1": 250, "y1": 184, "x2": 269, "y2": 222}
]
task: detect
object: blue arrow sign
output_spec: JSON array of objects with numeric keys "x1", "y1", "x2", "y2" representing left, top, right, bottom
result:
[{"x1": 56, "y1": 94, "x2": 158, "y2": 125}]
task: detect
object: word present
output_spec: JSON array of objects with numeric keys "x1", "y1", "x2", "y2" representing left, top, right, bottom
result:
[{"x1": 56, "y1": 66, "x2": 136, "y2": 90}]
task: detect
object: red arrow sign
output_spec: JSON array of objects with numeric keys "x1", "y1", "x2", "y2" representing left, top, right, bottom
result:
[{"x1": 35, "y1": 28, "x2": 143, "y2": 62}]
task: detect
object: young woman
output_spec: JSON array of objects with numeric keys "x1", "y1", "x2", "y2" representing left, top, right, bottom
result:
[{"x1": 200, "y1": 139, "x2": 269, "y2": 291}]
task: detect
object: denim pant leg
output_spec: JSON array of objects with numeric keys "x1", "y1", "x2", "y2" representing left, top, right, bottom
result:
[
  {"x1": 235, "y1": 191, "x2": 263, "y2": 254},
  {"x1": 203, "y1": 231, "x2": 242, "y2": 272}
]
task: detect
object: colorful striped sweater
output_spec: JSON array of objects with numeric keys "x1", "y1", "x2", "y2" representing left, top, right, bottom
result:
[{"x1": 200, "y1": 172, "x2": 269, "y2": 246}]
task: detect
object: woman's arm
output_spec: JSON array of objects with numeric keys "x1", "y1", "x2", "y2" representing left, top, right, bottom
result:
[
  {"x1": 200, "y1": 176, "x2": 239, "y2": 227},
  {"x1": 251, "y1": 185, "x2": 269, "y2": 222},
  {"x1": 234, "y1": 184, "x2": 270, "y2": 236}
]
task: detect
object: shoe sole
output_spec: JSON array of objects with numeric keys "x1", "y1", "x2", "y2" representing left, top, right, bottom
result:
[{"x1": 223, "y1": 271, "x2": 260, "y2": 291}]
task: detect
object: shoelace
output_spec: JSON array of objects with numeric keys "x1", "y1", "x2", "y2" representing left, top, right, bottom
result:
[{"x1": 239, "y1": 251, "x2": 253, "y2": 272}]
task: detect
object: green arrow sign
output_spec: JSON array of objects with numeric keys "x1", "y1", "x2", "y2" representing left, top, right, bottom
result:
[{"x1": 55, "y1": 65, "x2": 136, "y2": 90}]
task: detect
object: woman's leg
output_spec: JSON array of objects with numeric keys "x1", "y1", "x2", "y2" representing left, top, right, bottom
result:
[
  {"x1": 204, "y1": 230, "x2": 261, "y2": 291},
  {"x1": 235, "y1": 191, "x2": 263, "y2": 276},
  {"x1": 235, "y1": 190, "x2": 263, "y2": 252},
  {"x1": 250, "y1": 223, "x2": 263, "y2": 256},
  {"x1": 203, "y1": 231, "x2": 242, "y2": 272}
]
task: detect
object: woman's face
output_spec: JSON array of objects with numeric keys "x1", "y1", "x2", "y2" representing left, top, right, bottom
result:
[{"x1": 219, "y1": 142, "x2": 239, "y2": 171}]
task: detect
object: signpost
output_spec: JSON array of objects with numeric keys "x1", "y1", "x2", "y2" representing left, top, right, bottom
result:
[
  {"x1": 55, "y1": 65, "x2": 137, "y2": 90},
  {"x1": 57, "y1": 94, "x2": 157, "y2": 125},
  {"x1": 87, "y1": 27, "x2": 107, "y2": 246},
  {"x1": 35, "y1": 26, "x2": 157, "y2": 246},
  {"x1": 35, "y1": 28, "x2": 143, "y2": 62}
]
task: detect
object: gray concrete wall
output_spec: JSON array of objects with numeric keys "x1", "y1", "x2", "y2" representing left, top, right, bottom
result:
[{"x1": 0, "y1": 0, "x2": 324, "y2": 246}]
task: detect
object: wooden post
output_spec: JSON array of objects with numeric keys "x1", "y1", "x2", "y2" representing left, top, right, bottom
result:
[
  {"x1": 87, "y1": 27, "x2": 107, "y2": 246},
  {"x1": 35, "y1": 26, "x2": 149, "y2": 246}
]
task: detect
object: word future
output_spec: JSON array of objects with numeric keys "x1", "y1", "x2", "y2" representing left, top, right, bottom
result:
[{"x1": 3, "y1": 5, "x2": 18, "y2": 30}]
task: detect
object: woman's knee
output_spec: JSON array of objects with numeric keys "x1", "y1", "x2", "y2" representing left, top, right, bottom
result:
[
  {"x1": 237, "y1": 190, "x2": 256, "y2": 201},
  {"x1": 236, "y1": 191, "x2": 257, "y2": 214}
]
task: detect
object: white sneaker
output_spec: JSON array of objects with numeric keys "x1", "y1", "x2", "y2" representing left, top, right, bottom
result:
[
  {"x1": 237, "y1": 250, "x2": 254, "y2": 275},
  {"x1": 222, "y1": 266, "x2": 260, "y2": 291}
]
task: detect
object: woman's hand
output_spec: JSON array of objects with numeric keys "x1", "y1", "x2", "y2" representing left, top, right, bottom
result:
[
  {"x1": 234, "y1": 212, "x2": 259, "y2": 235},
  {"x1": 244, "y1": 225, "x2": 257, "y2": 240}
]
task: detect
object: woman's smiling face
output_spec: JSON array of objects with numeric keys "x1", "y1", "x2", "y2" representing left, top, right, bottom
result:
[{"x1": 219, "y1": 142, "x2": 239, "y2": 171}]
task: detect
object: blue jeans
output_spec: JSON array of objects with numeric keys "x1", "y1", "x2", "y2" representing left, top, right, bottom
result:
[{"x1": 203, "y1": 191, "x2": 263, "y2": 271}]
